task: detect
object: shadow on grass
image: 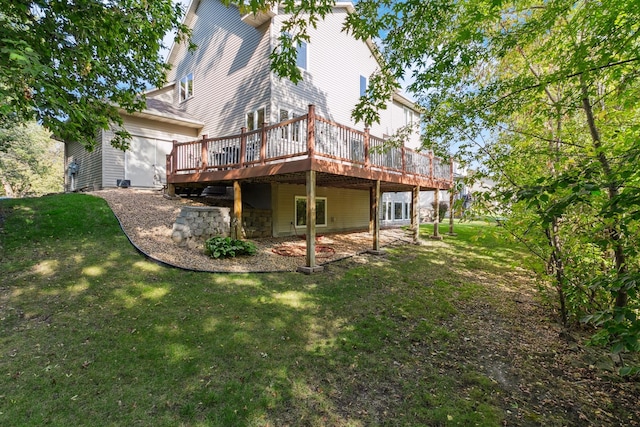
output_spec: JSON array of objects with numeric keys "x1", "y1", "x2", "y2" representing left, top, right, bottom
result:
[{"x1": 0, "y1": 195, "x2": 534, "y2": 426}]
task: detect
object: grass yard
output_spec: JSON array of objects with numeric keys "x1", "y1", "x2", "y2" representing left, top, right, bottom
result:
[{"x1": 1, "y1": 194, "x2": 638, "y2": 426}]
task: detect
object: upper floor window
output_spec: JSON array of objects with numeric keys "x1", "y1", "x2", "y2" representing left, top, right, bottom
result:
[
  {"x1": 296, "y1": 40, "x2": 308, "y2": 70},
  {"x1": 360, "y1": 75, "x2": 368, "y2": 97},
  {"x1": 282, "y1": 32, "x2": 308, "y2": 73},
  {"x1": 403, "y1": 106, "x2": 415, "y2": 126},
  {"x1": 179, "y1": 73, "x2": 193, "y2": 102}
]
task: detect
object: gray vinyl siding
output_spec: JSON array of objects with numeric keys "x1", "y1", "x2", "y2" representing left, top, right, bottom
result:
[
  {"x1": 164, "y1": 2, "x2": 417, "y2": 142},
  {"x1": 64, "y1": 132, "x2": 104, "y2": 191},
  {"x1": 100, "y1": 128, "x2": 126, "y2": 188},
  {"x1": 167, "y1": 0, "x2": 272, "y2": 137},
  {"x1": 121, "y1": 116, "x2": 199, "y2": 141},
  {"x1": 379, "y1": 99, "x2": 422, "y2": 150},
  {"x1": 271, "y1": 8, "x2": 380, "y2": 130}
]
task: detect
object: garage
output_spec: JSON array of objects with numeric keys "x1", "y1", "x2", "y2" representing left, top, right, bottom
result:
[{"x1": 125, "y1": 136, "x2": 175, "y2": 188}]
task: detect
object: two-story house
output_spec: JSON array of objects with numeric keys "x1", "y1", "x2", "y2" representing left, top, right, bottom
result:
[{"x1": 64, "y1": 1, "x2": 453, "y2": 272}]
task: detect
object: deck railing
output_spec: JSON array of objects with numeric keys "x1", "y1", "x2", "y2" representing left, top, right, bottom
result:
[{"x1": 167, "y1": 105, "x2": 453, "y2": 184}]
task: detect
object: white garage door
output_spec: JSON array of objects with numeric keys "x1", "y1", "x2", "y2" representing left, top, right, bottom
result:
[{"x1": 125, "y1": 137, "x2": 174, "y2": 188}]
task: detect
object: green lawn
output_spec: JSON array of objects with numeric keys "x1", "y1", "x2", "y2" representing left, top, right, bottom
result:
[{"x1": 1, "y1": 194, "x2": 637, "y2": 426}]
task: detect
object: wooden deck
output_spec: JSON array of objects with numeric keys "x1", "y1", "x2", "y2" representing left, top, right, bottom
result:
[
  {"x1": 165, "y1": 105, "x2": 454, "y2": 273},
  {"x1": 166, "y1": 105, "x2": 453, "y2": 193}
]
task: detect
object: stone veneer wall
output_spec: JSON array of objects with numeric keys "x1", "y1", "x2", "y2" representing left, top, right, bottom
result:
[
  {"x1": 171, "y1": 206, "x2": 231, "y2": 248},
  {"x1": 171, "y1": 206, "x2": 273, "y2": 247},
  {"x1": 242, "y1": 209, "x2": 272, "y2": 238}
]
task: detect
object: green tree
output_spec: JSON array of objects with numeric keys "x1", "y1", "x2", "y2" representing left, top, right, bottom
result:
[
  {"x1": 0, "y1": 121, "x2": 63, "y2": 197},
  {"x1": 234, "y1": 0, "x2": 640, "y2": 372},
  {"x1": 0, "y1": 0, "x2": 192, "y2": 150}
]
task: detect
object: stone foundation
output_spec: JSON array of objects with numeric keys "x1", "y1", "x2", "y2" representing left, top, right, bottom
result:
[
  {"x1": 242, "y1": 209, "x2": 272, "y2": 238},
  {"x1": 171, "y1": 206, "x2": 231, "y2": 248},
  {"x1": 171, "y1": 206, "x2": 273, "y2": 248}
]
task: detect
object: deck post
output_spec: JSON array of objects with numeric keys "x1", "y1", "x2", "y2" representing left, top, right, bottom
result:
[
  {"x1": 239, "y1": 127, "x2": 247, "y2": 167},
  {"x1": 298, "y1": 170, "x2": 323, "y2": 274},
  {"x1": 412, "y1": 186, "x2": 420, "y2": 244},
  {"x1": 201, "y1": 135, "x2": 208, "y2": 171},
  {"x1": 448, "y1": 158, "x2": 457, "y2": 236},
  {"x1": 166, "y1": 142, "x2": 176, "y2": 197},
  {"x1": 401, "y1": 145, "x2": 406, "y2": 173},
  {"x1": 364, "y1": 127, "x2": 370, "y2": 168},
  {"x1": 369, "y1": 184, "x2": 375, "y2": 233},
  {"x1": 429, "y1": 152, "x2": 434, "y2": 181},
  {"x1": 367, "y1": 180, "x2": 383, "y2": 255},
  {"x1": 166, "y1": 183, "x2": 176, "y2": 197},
  {"x1": 232, "y1": 180, "x2": 243, "y2": 240},
  {"x1": 430, "y1": 188, "x2": 443, "y2": 240},
  {"x1": 448, "y1": 188, "x2": 457, "y2": 236},
  {"x1": 260, "y1": 123, "x2": 267, "y2": 164},
  {"x1": 307, "y1": 104, "x2": 316, "y2": 159}
]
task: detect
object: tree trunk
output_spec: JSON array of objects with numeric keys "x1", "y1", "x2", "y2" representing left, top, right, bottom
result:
[
  {"x1": 580, "y1": 78, "x2": 627, "y2": 308},
  {"x1": 1, "y1": 175, "x2": 15, "y2": 198},
  {"x1": 545, "y1": 220, "x2": 568, "y2": 325}
]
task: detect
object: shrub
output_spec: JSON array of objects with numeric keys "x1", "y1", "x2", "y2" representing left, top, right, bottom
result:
[
  {"x1": 431, "y1": 201, "x2": 449, "y2": 222},
  {"x1": 204, "y1": 236, "x2": 257, "y2": 259}
]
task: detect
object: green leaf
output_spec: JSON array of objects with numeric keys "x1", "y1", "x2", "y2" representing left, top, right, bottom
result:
[
  {"x1": 9, "y1": 52, "x2": 26, "y2": 61},
  {"x1": 612, "y1": 342, "x2": 625, "y2": 354},
  {"x1": 619, "y1": 366, "x2": 635, "y2": 376}
]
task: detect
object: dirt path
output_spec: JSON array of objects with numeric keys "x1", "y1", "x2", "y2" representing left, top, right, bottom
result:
[{"x1": 451, "y1": 271, "x2": 640, "y2": 425}]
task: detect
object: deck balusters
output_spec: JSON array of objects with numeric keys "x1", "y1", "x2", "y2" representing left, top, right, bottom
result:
[{"x1": 166, "y1": 105, "x2": 455, "y2": 188}]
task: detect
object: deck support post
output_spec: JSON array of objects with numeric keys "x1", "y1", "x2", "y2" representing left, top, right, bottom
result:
[
  {"x1": 448, "y1": 189, "x2": 457, "y2": 236},
  {"x1": 412, "y1": 186, "x2": 420, "y2": 244},
  {"x1": 430, "y1": 188, "x2": 443, "y2": 240},
  {"x1": 260, "y1": 123, "x2": 267, "y2": 164},
  {"x1": 369, "y1": 181, "x2": 375, "y2": 233},
  {"x1": 298, "y1": 170, "x2": 323, "y2": 274},
  {"x1": 166, "y1": 183, "x2": 176, "y2": 198},
  {"x1": 232, "y1": 180, "x2": 243, "y2": 240},
  {"x1": 239, "y1": 127, "x2": 247, "y2": 167},
  {"x1": 367, "y1": 179, "x2": 384, "y2": 255},
  {"x1": 201, "y1": 135, "x2": 208, "y2": 171},
  {"x1": 364, "y1": 127, "x2": 370, "y2": 168},
  {"x1": 448, "y1": 158, "x2": 457, "y2": 236},
  {"x1": 307, "y1": 104, "x2": 316, "y2": 159},
  {"x1": 401, "y1": 145, "x2": 406, "y2": 173}
]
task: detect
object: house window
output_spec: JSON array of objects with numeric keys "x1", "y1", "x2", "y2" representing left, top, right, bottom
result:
[
  {"x1": 179, "y1": 73, "x2": 193, "y2": 102},
  {"x1": 296, "y1": 40, "x2": 308, "y2": 70},
  {"x1": 246, "y1": 107, "x2": 266, "y2": 131},
  {"x1": 279, "y1": 108, "x2": 302, "y2": 141},
  {"x1": 380, "y1": 201, "x2": 393, "y2": 220},
  {"x1": 283, "y1": 31, "x2": 308, "y2": 72},
  {"x1": 394, "y1": 202, "x2": 404, "y2": 220},
  {"x1": 403, "y1": 106, "x2": 414, "y2": 126},
  {"x1": 295, "y1": 196, "x2": 327, "y2": 227},
  {"x1": 382, "y1": 201, "x2": 410, "y2": 221},
  {"x1": 360, "y1": 75, "x2": 367, "y2": 97}
]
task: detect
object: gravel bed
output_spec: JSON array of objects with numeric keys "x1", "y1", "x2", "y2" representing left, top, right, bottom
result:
[{"x1": 90, "y1": 188, "x2": 414, "y2": 272}]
